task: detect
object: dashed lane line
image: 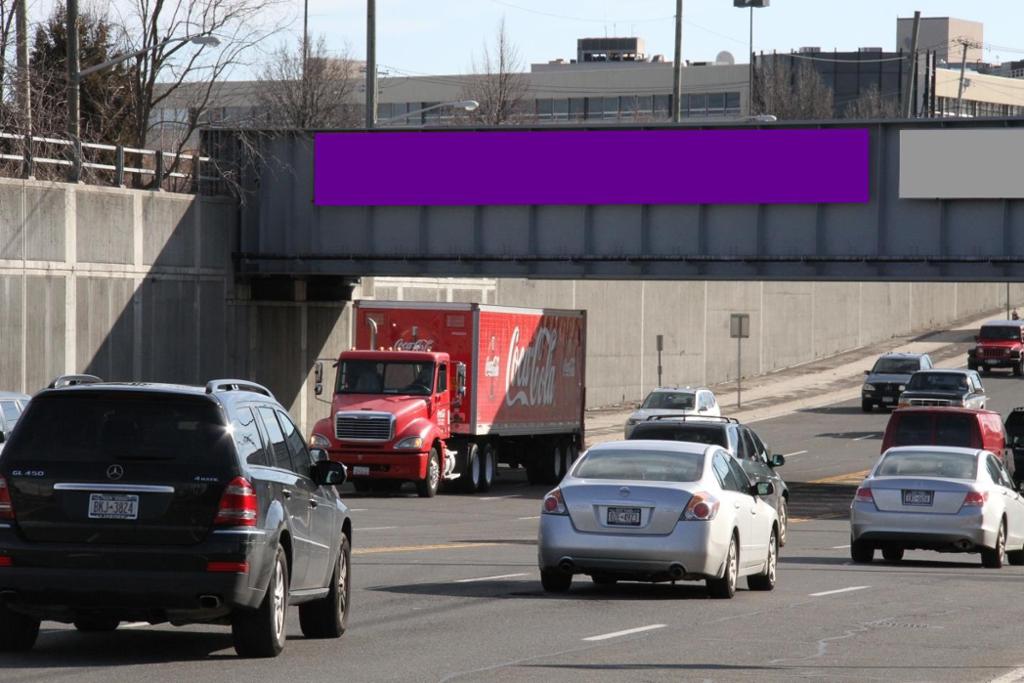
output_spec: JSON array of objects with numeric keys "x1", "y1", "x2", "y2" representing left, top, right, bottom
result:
[
  {"x1": 453, "y1": 573, "x2": 528, "y2": 584},
  {"x1": 809, "y1": 585, "x2": 870, "y2": 598},
  {"x1": 989, "y1": 666, "x2": 1024, "y2": 683},
  {"x1": 583, "y1": 624, "x2": 667, "y2": 642},
  {"x1": 783, "y1": 450, "x2": 808, "y2": 457},
  {"x1": 353, "y1": 542, "x2": 500, "y2": 555}
]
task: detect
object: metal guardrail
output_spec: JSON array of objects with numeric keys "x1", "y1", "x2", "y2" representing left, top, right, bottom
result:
[{"x1": 0, "y1": 131, "x2": 220, "y2": 192}]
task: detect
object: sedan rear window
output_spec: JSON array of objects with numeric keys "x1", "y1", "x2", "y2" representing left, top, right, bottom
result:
[
  {"x1": 906, "y1": 373, "x2": 967, "y2": 392},
  {"x1": 876, "y1": 451, "x2": 977, "y2": 480},
  {"x1": 574, "y1": 449, "x2": 703, "y2": 482},
  {"x1": 3, "y1": 394, "x2": 230, "y2": 464},
  {"x1": 628, "y1": 425, "x2": 727, "y2": 448}
]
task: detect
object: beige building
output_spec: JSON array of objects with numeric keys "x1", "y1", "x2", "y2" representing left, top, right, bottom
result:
[{"x1": 897, "y1": 16, "x2": 983, "y2": 65}]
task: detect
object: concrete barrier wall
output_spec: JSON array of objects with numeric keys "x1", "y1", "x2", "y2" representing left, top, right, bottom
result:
[{"x1": 493, "y1": 279, "x2": 1024, "y2": 408}]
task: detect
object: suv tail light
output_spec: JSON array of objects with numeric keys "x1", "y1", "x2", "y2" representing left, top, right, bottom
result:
[
  {"x1": 214, "y1": 477, "x2": 257, "y2": 527},
  {"x1": 0, "y1": 476, "x2": 13, "y2": 520},
  {"x1": 681, "y1": 491, "x2": 720, "y2": 521},
  {"x1": 542, "y1": 488, "x2": 566, "y2": 515},
  {"x1": 854, "y1": 486, "x2": 875, "y2": 507},
  {"x1": 962, "y1": 490, "x2": 988, "y2": 508}
]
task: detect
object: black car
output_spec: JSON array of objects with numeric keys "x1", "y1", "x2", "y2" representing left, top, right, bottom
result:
[
  {"x1": 628, "y1": 416, "x2": 790, "y2": 546},
  {"x1": 0, "y1": 376, "x2": 351, "y2": 657},
  {"x1": 861, "y1": 353, "x2": 933, "y2": 412},
  {"x1": 897, "y1": 369, "x2": 988, "y2": 410}
]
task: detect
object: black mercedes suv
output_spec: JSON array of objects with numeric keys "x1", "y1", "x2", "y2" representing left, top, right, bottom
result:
[{"x1": 0, "y1": 376, "x2": 351, "y2": 658}]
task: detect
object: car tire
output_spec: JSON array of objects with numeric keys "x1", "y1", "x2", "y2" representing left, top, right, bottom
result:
[
  {"x1": 352, "y1": 480, "x2": 371, "y2": 493},
  {"x1": 73, "y1": 617, "x2": 120, "y2": 632},
  {"x1": 232, "y1": 545, "x2": 289, "y2": 658},
  {"x1": 540, "y1": 569, "x2": 572, "y2": 593},
  {"x1": 850, "y1": 539, "x2": 874, "y2": 564},
  {"x1": 0, "y1": 603, "x2": 40, "y2": 652},
  {"x1": 460, "y1": 442, "x2": 481, "y2": 493},
  {"x1": 748, "y1": 529, "x2": 778, "y2": 591},
  {"x1": 590, "y1": 575, "x2": 617, "y2": 586},
  {"x1": 299, "y1": 535, "x2": 351, "y2": 639},
  {"x1": 707, "y1": 533, "x2": 738, "y2": 599},
  {"x1": 982, "y1": 521, "x2": 1007, "y2": 569},
  {"x1": 881, "y1": 547, "x2": 904, "y2": 562},
  {"x1": 477, "y1": 443, "x2": 497, "y2": 493},
  {"x1": 777, "y1": 497, "x2": 789, "y2": 547},
  {"x1": 1015, "y1": 360, "x2": 1023, "y2": 377},
  {"x1": 1007, "y1": 545, "x2": 1024, "y2": 566},
  {"x1": 861, "y1": 400, "x2": 873, "y2": 413},
  {"x1": 417, "y1": 448, "x2": 440, "y2": 498}
]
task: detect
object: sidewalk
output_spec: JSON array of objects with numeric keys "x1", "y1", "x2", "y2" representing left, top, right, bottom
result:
[{"x1": 584, "y1": 308, "x2": 998, "y2": 447}]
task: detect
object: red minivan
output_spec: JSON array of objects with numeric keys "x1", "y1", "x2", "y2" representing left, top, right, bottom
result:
[{"x1": 881, "y1": 407, "x2": 1013, "y2": 477}]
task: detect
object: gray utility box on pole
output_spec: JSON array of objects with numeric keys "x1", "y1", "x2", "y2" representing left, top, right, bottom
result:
[{"x1": 730, "y1": 314, "x2": 750, "y2": 409}]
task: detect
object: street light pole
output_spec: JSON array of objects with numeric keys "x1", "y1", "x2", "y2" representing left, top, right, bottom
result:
[
  {"x1": 366, "y1": 0, "x2": 377, "y2": 128},
  {"x1": 15, "y1": 0, "x2": 30, "y2": 135},
  {"x1": 733, "y1": 1, "x2": 769, "y2": 116},
  {"x1": 379, "y1": 100, "x2": 479, "y2": 125},
  {"x1": 671, "y1": 0, "x2": 683, "y2": 123},
  {"x1": 67, "y1": 0, "x2": 81, "y2": 180}
]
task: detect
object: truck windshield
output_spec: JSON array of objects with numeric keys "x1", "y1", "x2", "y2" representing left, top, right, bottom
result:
[
  {"x1": 337, "y1": 360, "x2": 435, "y2": 396},
  {"x1": 980, "y1": 326, "x2": 1021, "y2": 341},
  {"x1": 871, "y1": 358, "x2": 920, "y2": 374},
  {"x1": 906, "y1": 373, "x2": 967, "y2": 392}
]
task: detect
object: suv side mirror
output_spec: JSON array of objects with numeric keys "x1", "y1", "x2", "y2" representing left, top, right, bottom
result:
[
  {"x1": 864, "y1": 369, "x2": 870, "y2": 375},
  {"x1": 312, "y1": 459, "x2": 347, "y2": 487},
  {"x1": 770, "y1": 453, "x2": 786, "y2": 468},
  {"x1": 314, "y1": 361, "x2": 324, "y2": 397},
  {"x1": 752, "y1": 481, "x2": 775, "y2": 497}
]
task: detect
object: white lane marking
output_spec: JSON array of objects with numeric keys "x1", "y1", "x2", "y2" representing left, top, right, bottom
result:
[
  {"x1": 989, "y1": 666, "x2": 1024, "y2": 683},
  {"x1": 479, "y1": 495, "x2": 516, "y2": 501},
  {"x1": 809, "y1": 585, "x2": 870, "y2": 598},
  {"x1": 348, "y1": 508, "x2": 367, "y2": 512},
  {"x1": 359, "y1": 526, "x2": 398, "y2": 531},
  {"x1": 517, "y1": 515, "x2": 541, "y2": 520},
  {"x1": 783, "y1": 450, "x2": 808, "y2": 457},
  {"x1": 583, "y1": 624, "x2": 667, "y2": 642},
  {"x1": 121, "y1": 622, "x2": 149, "y2": 629},
  {"x1": 853, "y1": 433, "x2": 879, "y2": 442},
  {"x1": 453, "y1": 572, "x2": 528, "y2": 583},
  {"x1": 832, "y1": 544, "x2": 851, "y2": 549}
]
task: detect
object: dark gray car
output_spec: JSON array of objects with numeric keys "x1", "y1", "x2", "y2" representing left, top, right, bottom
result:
[{"x1": 862, "y1": 353, "x2": 933, "y2": 412}]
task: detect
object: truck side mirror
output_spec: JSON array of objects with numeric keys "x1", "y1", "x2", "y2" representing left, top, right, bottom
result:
[{"x1": 314, "y1": 361, "x2": 324, "y2": 397}]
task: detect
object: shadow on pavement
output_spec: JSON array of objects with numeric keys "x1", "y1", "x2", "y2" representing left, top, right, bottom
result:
[
  {"x1": 0, "y1": 629, "x2": 236, "y2": 668},
  {"x1": 372, "y1": 579, "x2": 726, "y2": 601},
  {"x1": 787, "y1": 482, "x2": 857, "y2": 520},
  {"x1": 814, "y1": 430, "x2": 882, "y2": 440}
]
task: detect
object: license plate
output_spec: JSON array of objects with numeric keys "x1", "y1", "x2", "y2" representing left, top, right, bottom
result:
[
  {"x1": 88, "y1": 493, "x2": 139, "y2": 520},
  {"x1": 882, "y1": 396, "x2": 895, "y2": 403},
  {"x1": 607, "y1": 507, "x2": 641, "y2": 526},
  {"x1": 902, "y1": 490, "x2": 933, "y2": 506},
  {"x1": 986, "y1": 359, "x2": 1000, "y2": 365},
  {"x1": 353, "y1": 466, "x2": 370, "y2": 477}
]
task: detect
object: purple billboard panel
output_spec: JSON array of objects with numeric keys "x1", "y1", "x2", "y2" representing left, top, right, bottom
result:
[{"x1": 314, "y1": 128, "x2": 869, "y2": 206}]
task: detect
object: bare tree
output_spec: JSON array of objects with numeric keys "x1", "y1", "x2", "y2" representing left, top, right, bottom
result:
[
  {"x1": 460, "y1": 18, "x2": 528, "y2": 126},
  {"x1": 0, "y1": 0, "x2": 14, "y2": 104},
  {"x1": 119, "y1": 0, "x2": 287, "y2": 180},
  {"x1": 753, "y1": 58, "x2": 834, "y2": 120},
  {"x1": 842, "y1": 84, "x2": 901, "y2": 120},
  {"x1": 257, "y1": 35, "x2": 360, "y2": 129}
]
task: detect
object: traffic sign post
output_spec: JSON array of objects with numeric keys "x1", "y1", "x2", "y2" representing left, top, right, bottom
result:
[
  {"x1": 730, "y1": 314, "x2": 750, "y2": 409},
  {"x1": 656, "y1": 334, "x2": 664, "y2": 387}
]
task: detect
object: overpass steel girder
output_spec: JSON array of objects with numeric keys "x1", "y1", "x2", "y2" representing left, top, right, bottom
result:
[{"x1": 229, "y1": 119, "x2": 1024, "y2": 282}]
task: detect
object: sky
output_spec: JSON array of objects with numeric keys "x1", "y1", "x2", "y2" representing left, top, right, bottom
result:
[{"x1": 300, "y1": 0, "x2": 1024, "y2": 76}]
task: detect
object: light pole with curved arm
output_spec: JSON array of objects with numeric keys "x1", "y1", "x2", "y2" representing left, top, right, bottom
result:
[{"x1": 379, "y1": 100, "x2": 479, "y2": 126}]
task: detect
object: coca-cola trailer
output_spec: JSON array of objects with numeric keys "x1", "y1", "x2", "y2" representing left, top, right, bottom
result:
[{"x1": 312, "y1": 301, "x2": 586, "y2": 495}]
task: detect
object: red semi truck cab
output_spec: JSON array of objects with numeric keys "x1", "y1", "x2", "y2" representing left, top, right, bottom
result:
[{"x1": 311, "y1": 301, "x2": 587, "y2": 497}]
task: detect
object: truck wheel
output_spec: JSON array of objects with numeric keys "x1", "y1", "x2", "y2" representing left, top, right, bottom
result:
[
  {"x1": 460, "y1": 442, "x2": 481, "y2": 493},
  {"x1": 561, "y1": 442, "x2": 577, "y2": 475},
  {"x1": 550, "y1": 443, "x2": 565, "y2": 484},
  {"x1": 478, "y1": 443, "x2": 497, "y2": 493},
  {"x1": 861, "y1": 400, "x2": 872, "y2": 413},
  {"x1": 232, "y1": 545, "x2": 289, "y2": 658},
  {"x1": 417, "y1": 449, "x2": 441, "y2": 498},
  {"x1": 352, "y1": 480, "x2": 371, "y2": 493}
]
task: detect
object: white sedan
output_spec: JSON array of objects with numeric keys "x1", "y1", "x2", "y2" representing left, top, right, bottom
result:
[
  {"x1": 537, "y1": 440, "x2": 779, "y2": 599},
  {"x1": 850, "y1": 446, "x2": 1024, "y2": 567}
]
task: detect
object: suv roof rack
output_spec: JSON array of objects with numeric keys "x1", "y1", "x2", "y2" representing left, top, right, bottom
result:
[
  {"x1": 645, "y1": 414, "x2": 739, "y2": 424},
  {"x1": 205, "y1": 379, "x2": 275, "y2": 400},
  {"x1": 47, "y1": 374, "x2": 103, "y2": 389}
]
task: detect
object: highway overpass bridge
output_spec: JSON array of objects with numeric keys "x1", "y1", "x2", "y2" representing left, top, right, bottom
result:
[{"x1": 217, "y1": 118, "x2": 1024, "y2": 282}]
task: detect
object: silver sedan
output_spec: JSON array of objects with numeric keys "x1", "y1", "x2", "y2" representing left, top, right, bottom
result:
[
  {"x1": 850, "y1": 446, "x2": 1024, "y2": 567},
  {"x1": 537, "y1": 440, "x2": 779, "y2": 599}
]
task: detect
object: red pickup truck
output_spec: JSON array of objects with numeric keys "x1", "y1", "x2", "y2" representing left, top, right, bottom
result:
[{"x1": 311, "y1": 301, "x2": 587, "y2": 497}]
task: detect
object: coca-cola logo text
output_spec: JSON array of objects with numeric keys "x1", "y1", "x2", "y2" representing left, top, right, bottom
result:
[
  {"x1": 505, "y1": 326, "x2": 557, "y2": 407},
  {"x1": 393, "y1": 338, "x2": 435, "y2": 352}
]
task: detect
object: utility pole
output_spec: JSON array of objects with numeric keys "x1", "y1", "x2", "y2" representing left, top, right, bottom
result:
[
  {"x1": 302, "y1": 0, "x2": 309, "y2": 79},
  {"x1": 903, "y1": 11, "x2": 921, "y2": 118},
  {"x1": 66, "y1": 0, "x2": 82, "y2": 181},
  {"x1": 365, "y1": 0, "x2": 377, "y2": 129},
  {"x1": 671, "y1": 0, "x2": 683, "y2": 123},
  {"x1": 15, "y1": 0, "x2": 30, "y2": 134},
  {"x1": 955, "y1": 40, "x2": 969, "y2": 117}
]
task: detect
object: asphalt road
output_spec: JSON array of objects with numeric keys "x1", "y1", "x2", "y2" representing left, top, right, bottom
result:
[{"x1": 4, "y1": 368, "x2": 1024, "y2": 682}]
